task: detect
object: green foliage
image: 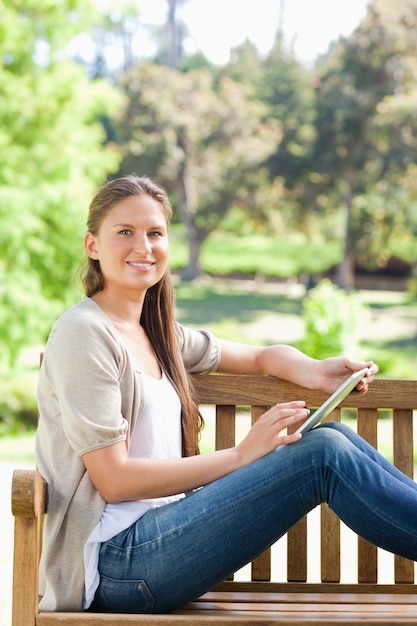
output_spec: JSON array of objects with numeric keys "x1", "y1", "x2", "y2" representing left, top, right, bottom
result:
[
  {"x1": 1, "y1": 0, "x2": 417, "y2": 376},
  {"x1": 0, "y1": 372, "x2": 38, "y2": 435},
  {"x1": 299, "y1": 2, "x2": 417, "y2": 287},
  {"x1": 261, "y1": 38, "x2": 317, "y2": 187},
  {"x1": 298, "y1": 279, "x2": 367, "y2": 359},
  {"x1": 0, "y1": 0, "x2": 122, "y2": 368}
]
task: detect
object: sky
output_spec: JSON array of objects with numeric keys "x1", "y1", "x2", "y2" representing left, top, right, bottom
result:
[{"x1": 134, "y1": 0, "x2": 371, "y2": 66}]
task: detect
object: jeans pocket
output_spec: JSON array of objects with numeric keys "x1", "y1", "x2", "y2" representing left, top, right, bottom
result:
[{"x1": 93, "y1": 575, "x2": 156, "y2": 614}]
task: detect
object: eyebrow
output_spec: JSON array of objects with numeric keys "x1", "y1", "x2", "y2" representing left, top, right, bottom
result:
[{"x1": 112, "y1": 222, "x2": 167, "y2": 229}]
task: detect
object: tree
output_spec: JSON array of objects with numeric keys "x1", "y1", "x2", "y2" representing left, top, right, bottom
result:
[
  {"x1": 219, "y1": 39, "x2": 266, "y2": 88},
  {"x1": 80, "y1": 1, "x2": 143, "y2": 79},
  {"x1": 0, "y1": 0, "x2": 121, "y2": 368},
  {"x1": 309, "y1": 1, "x2": 417, "y2": 288},
  {"x1": 115, "y1": 61, "x2": 282, "y2": 279},
  {"x1": 162, "y1": 0, "x2": 190, "y2": 68},
  {"x1": 261, "y1": 36, "x2": 316, "y2": 188},
  {"x1": 78, "y1": 0, "x2": 193, "y2": 79}
]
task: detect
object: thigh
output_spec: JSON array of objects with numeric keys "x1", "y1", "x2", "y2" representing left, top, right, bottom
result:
[{"x1": 92, "y1": 436, "x2": 329, "y2": 613}]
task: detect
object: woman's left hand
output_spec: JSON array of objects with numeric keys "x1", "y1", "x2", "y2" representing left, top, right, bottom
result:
[{"x1": 315, "y1": 357, "x2": 378, "y2": 395}]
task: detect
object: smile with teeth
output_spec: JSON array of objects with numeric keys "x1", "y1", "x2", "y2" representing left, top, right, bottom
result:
[{"x1": 127, "y1": 261, "x2": 154, "y2": 270}]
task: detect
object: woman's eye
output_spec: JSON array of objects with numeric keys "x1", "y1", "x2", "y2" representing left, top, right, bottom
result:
[
  {"x1": 149, "y1": 231, "x2": 162, "y2": 237},
  {"x1": 119, "y1": 229, "x2": 132, "y2": 235}
]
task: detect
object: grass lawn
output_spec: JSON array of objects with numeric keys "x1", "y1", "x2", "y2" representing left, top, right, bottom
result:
[{"x1": 169, "y1": 227, "x2": 343, "y2": 278}]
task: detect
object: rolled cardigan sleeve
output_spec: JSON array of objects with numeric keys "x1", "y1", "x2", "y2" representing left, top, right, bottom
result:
[
  {"x1": 175, "y1": 323, "x2": 221, "y2": 373},
  {"x1": 38, "y1": 302, "x2": 129, "y2": 457}
]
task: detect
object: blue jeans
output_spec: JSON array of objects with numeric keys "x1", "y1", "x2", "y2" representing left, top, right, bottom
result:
[{"x1": 90, "y1": 422, "x2": 417, "y2": 614}]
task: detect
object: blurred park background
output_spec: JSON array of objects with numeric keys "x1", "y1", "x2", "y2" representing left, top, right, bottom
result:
[
  {"x1": 0, "y1": 0, "x2": 417, "y2": 436},
  {"x1": 2, "y1": 1, "x2": 417, "y2": 624},
  {"x1": 1, "y1": 0, "x2": 417, "y2": 438}
]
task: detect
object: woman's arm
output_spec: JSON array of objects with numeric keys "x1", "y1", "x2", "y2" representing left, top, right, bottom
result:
[
  {"x1": 217, "y1": 339, "x2": 378, "y2": 394},
  {"x1": 83, "y1": 399, "x2": 309, "y2": 503}
]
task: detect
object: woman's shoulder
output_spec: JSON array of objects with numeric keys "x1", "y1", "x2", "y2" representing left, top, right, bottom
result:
[
  {"x1": 175, "y1": 322, "x2": 221, "y2": 373},
  {"x1": 54, "y1": 298, "x2": 110, "y2": 329},
  {"x1": 41, "y1": 298, "x2": 127, "y2": 379},
  {"x1": 55, "y1": 296, "x2": 104, "y2": 324},
  {"x1": 47, "y1": 298, "x2": 119, "y2": 350}
]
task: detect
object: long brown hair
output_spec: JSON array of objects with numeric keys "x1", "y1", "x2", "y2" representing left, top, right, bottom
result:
[{"x1": 80, "y1": 175, "x2": 203, "y2": 456}]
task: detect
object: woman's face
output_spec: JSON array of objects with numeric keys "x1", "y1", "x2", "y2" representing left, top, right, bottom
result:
[{"x1": 85, "y1": 194, "x2": 169, "y2": 296}]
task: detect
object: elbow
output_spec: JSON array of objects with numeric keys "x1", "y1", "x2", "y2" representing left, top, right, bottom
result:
[
  {"x1": 90, "y1": 474, "x2": 132, "y2": 504},
  {"x1": 94, "y1": 485, "x2": 117, "y2": 504},
  {"x1": 101, "y1": 489, "x2": 125, "y2": 505},
  {"x1": 97, "y1": 481, "x2": 134, "y2": 504}
]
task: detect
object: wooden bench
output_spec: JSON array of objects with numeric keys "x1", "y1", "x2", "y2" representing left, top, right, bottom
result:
[{"x1": 11, "y1": 374, "x2": 417, "y2": 625}]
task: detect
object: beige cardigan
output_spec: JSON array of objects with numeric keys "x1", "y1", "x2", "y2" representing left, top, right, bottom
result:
[{"x1": 36, "y1": 297, "x2": 221, "y2": 611}]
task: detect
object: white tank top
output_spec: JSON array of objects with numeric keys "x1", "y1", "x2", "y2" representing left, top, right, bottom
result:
[{"x1": 83, "y1": 371, "x2": 183, "y2": 608}]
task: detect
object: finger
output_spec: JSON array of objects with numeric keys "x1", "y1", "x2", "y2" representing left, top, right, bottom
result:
[
  {"x1": 274, "y1": 400, "x2": 307, "y2": 410},
  {"x1": 277, "y1": 431, "x2": 303, "y2": 447},
  {"x1": 271, "y1": 408, "x2": 310, "y2": 430},
  {"x1": 260, "y1": 401, "x2": 306, "y2": 422}
]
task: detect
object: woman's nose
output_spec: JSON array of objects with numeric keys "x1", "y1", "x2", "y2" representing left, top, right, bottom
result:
[{"x1": 133, "y1": 234, "x2": 152, "y2": 254}]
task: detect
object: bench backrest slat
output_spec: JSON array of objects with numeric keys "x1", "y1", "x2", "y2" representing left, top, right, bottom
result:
[
  {"x1": 320, "y1": 408, "x2": 341, "y2": 583},
  {"x1": 250, "y1": 406, "x2": 272, "y2": 582},
  {"x1": 393, "y1": 408, "x2": 415, "y2": 583},
  {"x1": 321, "y1": 505, "x2": 340, "y2": 583},
  {"x1": 357, "y1": 408, "x2": 378, "y2": 583},
  {"x1": 287, "y1": 517, "x2": 307, "y2": 582},
  {"x1": 394, "y1": 409, "x2": 414, "y2": 477}
]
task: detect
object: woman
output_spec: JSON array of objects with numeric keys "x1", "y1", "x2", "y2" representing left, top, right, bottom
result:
[{"x1": 36, "y1": 175, "x2": 417, "y2": 615}]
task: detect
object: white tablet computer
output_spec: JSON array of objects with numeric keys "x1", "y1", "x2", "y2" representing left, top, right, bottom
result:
[{"x1": 295, "y1": 367, "x2": 369, "y2": 435}]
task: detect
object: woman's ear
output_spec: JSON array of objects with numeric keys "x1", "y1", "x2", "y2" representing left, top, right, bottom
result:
[{"x1": 84, "y1": 231, "x2": 99, "y2": 260}]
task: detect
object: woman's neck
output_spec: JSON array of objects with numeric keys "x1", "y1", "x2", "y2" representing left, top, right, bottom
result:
[{"x1": 92, "y1": 290, "x2": 145, "y2": 326}]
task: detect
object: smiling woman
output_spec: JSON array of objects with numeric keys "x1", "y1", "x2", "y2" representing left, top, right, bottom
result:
[{"x1": 34, "y1": 173, "x2": 417, "y2": 619}]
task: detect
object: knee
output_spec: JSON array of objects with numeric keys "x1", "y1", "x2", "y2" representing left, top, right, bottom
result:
[
  {"x1": 306, "y1": 421, "x2": 345, "y2": 440},
  {"x1": 317, "y1": 421, "x2": 354, "y2": 438},
  {"x1": 307, "y1": 422, "x2": 362, "y2": 475},
  {"x1": 302, "y1": 423, "x2": 352, "y2": 459}
]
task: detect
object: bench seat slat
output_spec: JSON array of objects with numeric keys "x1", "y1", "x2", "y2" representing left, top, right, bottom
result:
[
  {"x1": 36, "y1": 603, "x2": 417, "y2": 626},
  {"x1": 199, "y1": 590, "x2": 417, "y2": 604},
  {"x1": 186, "y1": 601, "x2": 417, "y2": 614}
]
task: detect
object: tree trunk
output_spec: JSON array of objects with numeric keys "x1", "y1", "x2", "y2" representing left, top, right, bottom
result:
[
  {"x1": 181, "y1": 228, "x2": 203, "y2": 281},
  {"x1": 177, "y1": 158, "x2": 203, "y2": 281},
  {"x1": 336, "y1": 184, "x2": 356, "y2": 290}
]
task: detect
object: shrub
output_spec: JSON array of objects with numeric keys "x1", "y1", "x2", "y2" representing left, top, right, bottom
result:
[
  {"x1": 0, "y1": 373, "x2": 38, "y2": 435},
  {"x1": 298, "y1": 279, "x2": 367, "y2": 359}
]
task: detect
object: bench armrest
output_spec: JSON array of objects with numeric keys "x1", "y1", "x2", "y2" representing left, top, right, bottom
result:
[{"x1": 11, "y1": 469, "x2": 47, "y2": 518}]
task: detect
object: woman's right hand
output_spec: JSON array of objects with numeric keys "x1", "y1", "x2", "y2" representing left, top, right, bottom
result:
[{"x1": 236, "y1": 401, "x2": 309, "y2": 466}]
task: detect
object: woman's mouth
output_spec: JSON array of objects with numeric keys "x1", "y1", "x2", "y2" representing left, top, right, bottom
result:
[{"x1": 127, "y1": 261, "x2": 154, "y2": 271}]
